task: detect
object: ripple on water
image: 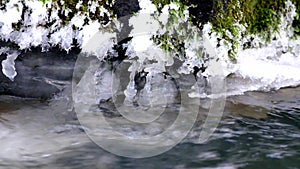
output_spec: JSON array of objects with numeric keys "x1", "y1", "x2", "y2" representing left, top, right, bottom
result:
[{"x1": 1, "y1": 87, "x2": 300, "y2": 168}]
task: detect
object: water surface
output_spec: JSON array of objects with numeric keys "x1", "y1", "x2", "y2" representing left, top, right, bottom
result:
[{"x1": 0, "y1": 87, "x2": 300, "y2": 169}]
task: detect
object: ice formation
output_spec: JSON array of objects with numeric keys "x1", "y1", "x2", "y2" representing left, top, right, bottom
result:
[
  {"x1": 0, "y1": 0, "x2": 112, "y2": 51},
  {"x1": 1, "y1": 0, "x2": 300, "y2": 96},
  {"x1": 0, "y1": 48, "x2": 19, "y2": 81},
  {"x1": 202, "y1": 0, "x2": 300, "y2": 95}
]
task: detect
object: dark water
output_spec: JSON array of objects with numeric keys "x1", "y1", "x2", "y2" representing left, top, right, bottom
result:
[{"x1": 0, "y1": 87, "x2": 300, "y2": 169}]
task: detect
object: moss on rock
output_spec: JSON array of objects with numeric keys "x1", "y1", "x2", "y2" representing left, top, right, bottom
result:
[
  {"x1": 152, "y1": 0, "x2": 299, "y2": 61},
  {"x1": 211, "y1": 0, "x2": 287, "y2": 41}
]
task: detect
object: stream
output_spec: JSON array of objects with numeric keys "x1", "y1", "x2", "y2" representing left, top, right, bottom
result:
[
  {"x1": 0, "y1": 83, "x2": 300, "y2": 169},
  {"x1": 0, "y1": 0, "x2": 300, "y2": 168}
]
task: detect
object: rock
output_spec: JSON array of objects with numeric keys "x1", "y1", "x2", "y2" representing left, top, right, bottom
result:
[
  {"x1": 0, "y1": 46, "x2": 79, "y2": 98},
  {"x1": 113, "y1": 0, "x2": 140, "y2": 18}
]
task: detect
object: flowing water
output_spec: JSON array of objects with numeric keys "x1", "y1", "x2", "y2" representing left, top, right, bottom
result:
[
  {"x1": 0, "y1": 1, "x2": 300, "y2": 168},
  {"x1": 0, "y1": 83, "x2": 300, "y2": 169}
]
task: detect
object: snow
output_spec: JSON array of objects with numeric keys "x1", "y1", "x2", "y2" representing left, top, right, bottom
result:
[
  {"x1": 138, "y1": 0, "x2": 156, "y2": 14},
  {"x1": 0, "y1": 0, "x2": 108, "y2": 51},
  {"x1": 0, "y1": 0, "x2": 300, "y2": 96}
]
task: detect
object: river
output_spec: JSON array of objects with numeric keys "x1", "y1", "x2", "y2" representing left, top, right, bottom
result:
[{"x1": 0, "y1": 84, "x2": 299, "y2": 169}]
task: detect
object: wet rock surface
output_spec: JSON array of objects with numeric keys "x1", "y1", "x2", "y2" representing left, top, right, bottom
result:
[{"x1": 0, "y1": 46, "x2": 79, "y2": 98}]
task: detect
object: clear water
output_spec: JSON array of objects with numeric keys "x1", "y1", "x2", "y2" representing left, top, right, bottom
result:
[{"x1": 1, "y1": 85, "x2": 300, "y2": 169}]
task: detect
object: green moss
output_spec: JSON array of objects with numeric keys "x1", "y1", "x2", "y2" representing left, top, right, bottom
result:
[
  {"x1": 212, "y1": 0, "x2": 287, "y2": 40},
  {"x1": 151, "y1": 0, "x2": 195, "y2": 59},
  {"x1": 246, "y1": 0, "x2": 285, "y2": 39},
  {"x1": 152, "y1": 0, "x2": 299, "y2": 61},
  {"x1": 210, "y1": 0, "x2": 295, "y2": 60},
  {"x1": 210, "y1": 0, "x2": 243, "y2": 61}
]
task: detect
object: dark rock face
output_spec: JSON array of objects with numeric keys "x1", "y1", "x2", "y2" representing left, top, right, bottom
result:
[
  {"x1": 0, "y1": 0, "x2": 141, "y2": 99},
  {"x1": 113, "y1": 0, "x2": 140, "y2": 18},
  {"x1": 187, "y1": 0, "x2": 215, "y2": 28},
  {"x1": 0, "y1": 0, "x2": 215, "y2": 99},
  {"x1": 0, "y1": 47, "x2": 78, "y2": 99}
]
